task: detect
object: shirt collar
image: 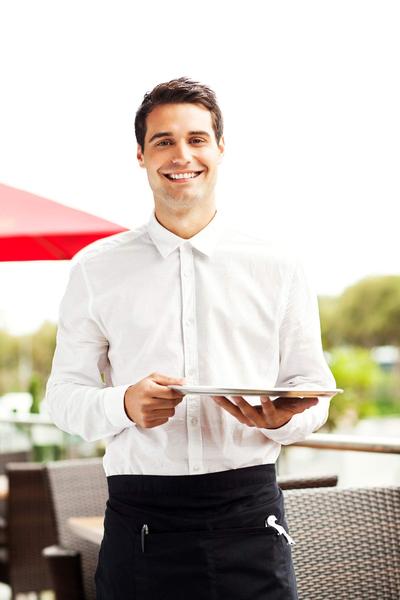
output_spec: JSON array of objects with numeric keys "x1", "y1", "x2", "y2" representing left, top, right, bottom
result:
[{"x1": 147, "y1": 210, "x2": 223, "y2": 258}]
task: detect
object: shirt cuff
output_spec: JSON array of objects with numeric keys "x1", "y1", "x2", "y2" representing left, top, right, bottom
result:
[
  {"x1": 261, "y1": 413, "x2": 302, "y2": 444},
  {"x1": 102, "y1": 384, "x2": 137, "y2": 430}
]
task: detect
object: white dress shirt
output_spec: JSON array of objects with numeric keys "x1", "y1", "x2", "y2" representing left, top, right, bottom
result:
[{"x1": 45, "y1": 210, "x2": 335, "y2": 476}]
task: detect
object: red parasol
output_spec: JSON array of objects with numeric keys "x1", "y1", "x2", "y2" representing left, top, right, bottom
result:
[{"x1": 0, "y1": 183, "x2": 128, "y2": 261}]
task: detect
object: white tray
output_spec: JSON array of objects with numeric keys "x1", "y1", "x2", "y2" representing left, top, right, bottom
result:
[{"x1": 168, "y1": 386, "x2": 343, "y2": 398}]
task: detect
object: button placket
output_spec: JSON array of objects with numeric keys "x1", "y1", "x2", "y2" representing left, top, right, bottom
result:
[{"x1": 179, "y1": 244, "x2": 203, "y2": 474}]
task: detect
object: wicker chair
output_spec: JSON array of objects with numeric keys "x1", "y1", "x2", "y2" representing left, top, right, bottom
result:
[
  {"x1": 5, "y1": 462, "x2": 57, "y2": 596},
  {"x1": 44, "y1": 457, "x2": 108, "y2": 600},
  {"x1": 0, "y1": 450, "x2": 32, "y2": 476},
  {"x1": 284, "y1": 485, "x2": 400, "y2": 599},
  {"x1": 0, "y1": 450, "x2": 32, "y2": 551},
  {"x1": 0, "y1": 451, "x2": 37, "y2": 585}
]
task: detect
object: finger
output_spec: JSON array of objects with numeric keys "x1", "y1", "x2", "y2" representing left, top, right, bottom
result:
[
  {"x1": 147, "y1": 408, "x2": 176, "y2": 419},
  {"x1": 260, "y1": 395, "x2": 295, "y2": 429},
  {"x1": 211, "y1": 396, "x2": 255, "y2": 427},
  {"x1": 142, "y1": 417, "x2": 169, "y2": 428},
  {"x1": 149, "y1": 395, "x2": 183, "y2": 407},
  {"x1": 230, "y1": 396, "x2": 263, "y2": 427},
  {"x1": 260, "y1": 395, "x2": 275, "y2": 418},
  {"x1": 274, "y1": 396, "x2": 319, "y2": 413}
]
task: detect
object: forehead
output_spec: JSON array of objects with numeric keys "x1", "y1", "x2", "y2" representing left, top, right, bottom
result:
[{"x1": 145, "y1": 103, "x2": 214, "y2": 140}]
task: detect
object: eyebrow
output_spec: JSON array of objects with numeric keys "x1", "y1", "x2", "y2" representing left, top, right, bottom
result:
[{"x1": 148, "y1": 130, "x2": 211, "y2": 144}]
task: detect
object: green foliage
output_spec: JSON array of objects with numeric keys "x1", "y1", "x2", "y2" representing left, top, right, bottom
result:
[
  {"x1": 318, "y1": 275, "x2": 400, "y2": 428},
  {"x1": 319, "y1": 276, "x2": 400, "y2": 349},
  {"x1": 28, "y1": 372, "x2": 42, "y2": 413},
  {"x1": 0, "y1": 321, "x2": 57, "y2": 398},
  {"x1": 325, "y1": 346, "x2": 400, "y2": 429},
  {"x1": 0, "y1": 329, "x2": 21, "y2": 394},
  {"x1": 31, "y1": 321, "x2": 57, "y2": 382},
  {"x1": 319, "y1": 296, "x2": 340, "y2": 349},
  {"x1": 372, "y1": 370, "x2": 400, "y2": 416}
]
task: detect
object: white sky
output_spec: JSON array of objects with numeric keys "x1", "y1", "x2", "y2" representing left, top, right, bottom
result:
[{"x1": 0, "y1": 0, "x2": 399, "y2": 335}]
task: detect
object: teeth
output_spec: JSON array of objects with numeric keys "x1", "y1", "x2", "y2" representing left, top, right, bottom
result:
[{"x1": 168, "y1": 172, "x2": 199, "y2": 180}]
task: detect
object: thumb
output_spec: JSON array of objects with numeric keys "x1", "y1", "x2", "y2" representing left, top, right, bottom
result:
[{"x1": 150, "y1": 372, "x2": 186, "y2": 386}]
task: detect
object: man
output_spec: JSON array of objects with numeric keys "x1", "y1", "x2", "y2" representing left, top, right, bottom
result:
[{"x1": 46, "y1": 77, "x2": 335, "y2": 599}]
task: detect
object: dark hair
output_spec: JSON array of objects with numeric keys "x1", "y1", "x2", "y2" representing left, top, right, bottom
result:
[{"x1": 135, "y1": 77, "x2": 223, "y2": 150}]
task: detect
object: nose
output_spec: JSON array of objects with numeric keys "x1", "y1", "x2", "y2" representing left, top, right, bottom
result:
[{"x1": 171, "y1": 141, "x2": 192, "y2": 164}]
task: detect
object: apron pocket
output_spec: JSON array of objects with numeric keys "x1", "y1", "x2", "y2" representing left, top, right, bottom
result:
[
  {"x1": 210, "y1": 525, "x2": 295, "y2": 600},
  {"x1": 134, "y1": 528, "x2": 217, "y2": 600},
  {"x1": 134, "y1": 523, "x2": 295, "y2": 600}
]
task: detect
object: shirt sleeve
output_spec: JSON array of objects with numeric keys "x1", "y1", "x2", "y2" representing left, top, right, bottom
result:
[
  {"x1": 261, "y1": 259, "x2": 336, "y2": 445},
  {"x1": 44, "y1": 261, "x2": 136, "y2": 442}
]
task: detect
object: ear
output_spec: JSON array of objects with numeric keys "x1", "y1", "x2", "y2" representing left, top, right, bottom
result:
[
  {"x1": 217, "y1": 136, "x2": 225, "y2": 162},
  {"x1": 137, "y1": 144, "x2": 145, "y2": 168}
]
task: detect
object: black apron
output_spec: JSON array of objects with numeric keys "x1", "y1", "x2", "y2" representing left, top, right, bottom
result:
[{"x1": 95, "y1": 464, "x2": 298, "y2": 599}]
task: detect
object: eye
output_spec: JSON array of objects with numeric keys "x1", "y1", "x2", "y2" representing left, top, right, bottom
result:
[
  {"x1": 156, "y1": 139, "x2": 173, "y2": 147},
  {"x1": 190, "y1": 138, "x2": 206, "y2": 144}
]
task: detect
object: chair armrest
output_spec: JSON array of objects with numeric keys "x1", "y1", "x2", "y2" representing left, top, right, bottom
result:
[
  {"x1": 42, "y1": 545, "x2": 85, "y2": 600},
  {"x1": 43, "y1": 544, "x2": 79, "y2": 558},
  {"x1": 278, "y1": 474, "x2": 338, "y2": 490}
]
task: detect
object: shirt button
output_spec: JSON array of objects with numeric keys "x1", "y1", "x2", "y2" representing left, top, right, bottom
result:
[
  {"x1": 190, "y1": 417, "x2": 198, "y2": 426},
  {"x1": 193, "y1": 465, "x2": 200, "y2": 472}
]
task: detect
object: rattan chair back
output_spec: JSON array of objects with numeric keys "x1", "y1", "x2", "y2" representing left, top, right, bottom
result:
[
  {"x1": 6, "y1": 462, "x2": 57, "y2": 595},
  {"x1": 0, "y1": 450, "x2": 32, "y2": 522},
  {"x1": 0, "y1": 451, "x2": 32, "y2": 584},
  {"x1": 284, "y1": 485, "x2": 400, "y2": 599},
  {"x1": 0, "y1": 451, "x2": 32, "y2": 475},
  {"x1": 46, "y1": 457, "x2": 107, "y2": 600}
]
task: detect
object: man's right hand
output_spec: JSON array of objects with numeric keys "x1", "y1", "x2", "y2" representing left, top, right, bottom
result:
[{"x1": 124, "y1": 372, "x2": 185, "y2": 428}]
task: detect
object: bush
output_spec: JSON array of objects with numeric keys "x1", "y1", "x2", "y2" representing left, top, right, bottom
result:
[{"x1": 326, "y1": 346, "x2": 400, "y2": 429}]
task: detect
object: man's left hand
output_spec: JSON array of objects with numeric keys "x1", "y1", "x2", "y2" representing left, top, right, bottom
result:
[{"x1": 211, "y1": 395, "x2": 319, "y2": 429}]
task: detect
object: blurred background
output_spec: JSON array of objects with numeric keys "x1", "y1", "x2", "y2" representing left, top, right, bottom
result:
[{"x1": 1, "y1": 0, "x2": 399, "y2": 492}]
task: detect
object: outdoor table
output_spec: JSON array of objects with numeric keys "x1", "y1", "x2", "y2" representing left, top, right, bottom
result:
[
  {"x1": 0, "y1": 414, "x2": 53, "y2": 426},
  {"x1": 68, "y1": 516, "x2": 104, "y2": 545}
]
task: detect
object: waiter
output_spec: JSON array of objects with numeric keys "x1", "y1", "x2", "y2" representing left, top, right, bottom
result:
[{"x1": 46, "y1": 77, "x2": 335, "y2": 599}]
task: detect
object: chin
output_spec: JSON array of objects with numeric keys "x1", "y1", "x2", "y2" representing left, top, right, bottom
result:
[{"x1": 162, "y1": 193, "x2": 203, "y2": 211}]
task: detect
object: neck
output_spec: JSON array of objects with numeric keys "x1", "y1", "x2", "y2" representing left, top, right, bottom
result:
[{"x1": 154, "y1": 204, "x2": 217, "y2": 239}]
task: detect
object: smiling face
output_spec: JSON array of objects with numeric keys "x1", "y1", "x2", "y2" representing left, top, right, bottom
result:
[{"x1": 137, "y1": 103, "x2": 224, "y2": 218}]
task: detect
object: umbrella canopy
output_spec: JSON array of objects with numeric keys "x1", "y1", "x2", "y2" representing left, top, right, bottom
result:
[{"x1": 0, "y1": 183, "x2": 128, "y2": 261}]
